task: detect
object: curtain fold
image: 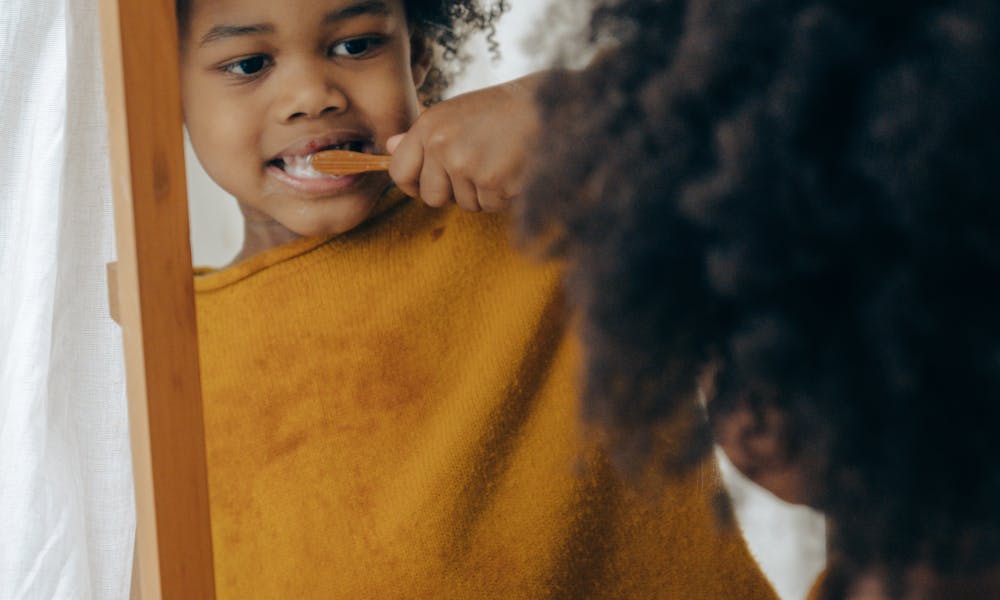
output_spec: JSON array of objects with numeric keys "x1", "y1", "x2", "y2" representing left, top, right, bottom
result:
[{"x1": 1, "y1": 0, "x2": 134, "y2": 598}]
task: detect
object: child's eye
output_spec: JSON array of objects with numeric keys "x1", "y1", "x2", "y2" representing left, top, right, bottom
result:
[
  {"x1": 328, "y1": 37, "x2": 383, "y2": 58},
  {"x1": 222, "y1": 55, "x2": 273, "y2": 77}
]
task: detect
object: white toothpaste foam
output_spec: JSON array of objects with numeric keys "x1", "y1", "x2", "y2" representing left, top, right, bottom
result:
[{"x1": 283, "y1": 155, "x2": 340, "y2": 179}]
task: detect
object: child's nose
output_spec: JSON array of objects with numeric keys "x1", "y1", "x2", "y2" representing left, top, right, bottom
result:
[{"x1": 275, "y1": 66, "x2": 349, "y2": 122}]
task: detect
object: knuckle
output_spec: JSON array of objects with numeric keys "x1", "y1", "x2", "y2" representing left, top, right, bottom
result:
[
  {"x1": 387, "y1": 164, "x2": 407, "y2": 183},
  {"x1": 479, "y1": 172, "x2": 504, "y2": 192},
  {"x1": 423, "y1": 195, "x2": 446, "y2": 208},
  {"x1": 390, "y1": 175, "x2": 418, "y2": 198},
  {"x1": 478, "y1": 192, "x2": 506, "y2": 213},
  {"x1": 426, "y1": 130, "x2": 451, "y2": 153},
  {"x1": 446, "y1": 151, "x2": 474, "y2": 175},
  {"x1": 457, "y1": 191, "x2": 479, "y2": 210},
  {"x1": 420, "y1": 186, "x2": 450, "y2": 207}
]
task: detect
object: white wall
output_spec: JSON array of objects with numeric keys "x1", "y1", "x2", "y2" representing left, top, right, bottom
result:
[{"x1": 185, "y1": 133, "x2": 244, "y2": 268}]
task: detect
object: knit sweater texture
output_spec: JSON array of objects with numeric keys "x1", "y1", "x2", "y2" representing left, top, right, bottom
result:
[{"x1": 194, "y1": 189, "x2": 779, "y2": 598}]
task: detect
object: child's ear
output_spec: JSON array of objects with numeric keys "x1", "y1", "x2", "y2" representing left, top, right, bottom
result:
[{"x1": 409, "y1": 33, "x2": 433, "y2": 89}]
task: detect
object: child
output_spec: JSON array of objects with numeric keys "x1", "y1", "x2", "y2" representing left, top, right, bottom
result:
[
  {"x1": 178, "y1": 0, "x2": 779, "y2": 597},
  {"x1": 519, "y1": 0, "x2": 1000, "y2": 598}
]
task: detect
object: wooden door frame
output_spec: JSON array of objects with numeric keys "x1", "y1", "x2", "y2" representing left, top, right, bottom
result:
[{"x1": 98, "y1": 0, "x2": 216, "y2": 597}]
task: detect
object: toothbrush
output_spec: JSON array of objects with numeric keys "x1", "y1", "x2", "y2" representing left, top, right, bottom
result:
[{"x1": 311, "y1": 149, "x2": 392, "y2": 176}]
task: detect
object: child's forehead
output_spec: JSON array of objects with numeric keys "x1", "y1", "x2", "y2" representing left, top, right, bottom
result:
[{"x1": 185, "y1": 0, "x2": 409, "y2": 33}]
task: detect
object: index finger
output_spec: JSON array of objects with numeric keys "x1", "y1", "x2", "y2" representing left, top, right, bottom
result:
[{"x1": 386, "y1": 132, "x2": 423, "y2": 199}]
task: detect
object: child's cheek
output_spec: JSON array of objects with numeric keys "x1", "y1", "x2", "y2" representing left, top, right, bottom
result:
[{"x1": 360, "y1": 70, "x2": 423, "y2": 149}]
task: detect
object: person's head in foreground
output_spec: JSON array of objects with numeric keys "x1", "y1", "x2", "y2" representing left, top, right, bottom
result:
[
  {"x1": 175, "y1": 0, "x2": 504, "y2": 251},
  {"x1": 520, "y1": 0, "x2": 1000, "y2": 598}
]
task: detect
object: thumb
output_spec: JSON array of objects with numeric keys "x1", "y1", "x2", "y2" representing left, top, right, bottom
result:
[{"x1": 386, "y1": 133, "x2": 405, "y2": 154}]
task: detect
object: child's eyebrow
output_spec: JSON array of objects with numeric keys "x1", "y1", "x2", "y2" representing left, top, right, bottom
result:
[
  {"x1": 321, "y1": 0, "x2": 392, "y2": 25},
  {"x1": 200, "y1": 24, "x2": 274, "y2": 47},
  {"x1": 198, "y1": 1, "x2": 391, "y2": 48}
]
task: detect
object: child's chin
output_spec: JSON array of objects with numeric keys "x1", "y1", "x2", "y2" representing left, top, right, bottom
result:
[{"x1": 285, "y1": 197, "x2": 380, "y2": 238}]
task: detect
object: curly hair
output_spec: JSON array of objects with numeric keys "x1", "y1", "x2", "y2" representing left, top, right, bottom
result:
[
  {"x1": 520, "y1": 0, "x2": 1000, "y2": 590},
  {"x1": 175, "y1": 0, "x2": 508, "y2": 103}
]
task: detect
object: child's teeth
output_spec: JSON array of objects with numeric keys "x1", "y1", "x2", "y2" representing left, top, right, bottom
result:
[{"x1": 283, "y1": 154, "x2": 339, "y2": 179}]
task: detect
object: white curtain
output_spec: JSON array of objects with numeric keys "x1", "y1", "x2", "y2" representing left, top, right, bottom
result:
[{"x1": 0, "y1": 0, "x2": 134, "y2": 598}]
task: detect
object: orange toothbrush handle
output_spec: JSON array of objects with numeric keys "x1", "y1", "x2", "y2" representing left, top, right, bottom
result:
[{"x1": 311, "y1": 150, "x2": 392, "y2": 176}]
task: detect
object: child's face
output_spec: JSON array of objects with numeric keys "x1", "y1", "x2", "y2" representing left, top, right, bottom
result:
[{"x1": 180, "y1": 0, "x2": 428, "y2": 237}]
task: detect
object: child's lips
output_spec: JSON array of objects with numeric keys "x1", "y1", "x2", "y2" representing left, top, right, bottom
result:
[
  {"x1": 266, "y1": 133, "x2": 379, "y2": 194},
  {"x1": 267, "y1": 162, "x2": 368, "y2": 195},
  {"x1": 271, "y1": 135, "x2": 376, "y2": 162},
  {"x1": 275, "y1": 154, "x2": 340, "y2": 179}
]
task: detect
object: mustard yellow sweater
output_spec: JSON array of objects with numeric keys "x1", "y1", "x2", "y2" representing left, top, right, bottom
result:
[{"x1": 195, "y1": 190, "x2": 778, "y2": 599}]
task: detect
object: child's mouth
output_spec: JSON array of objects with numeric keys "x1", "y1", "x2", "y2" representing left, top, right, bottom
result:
[
  {"x1": 268, "y1": 141, "x2": 370, "y2": 179},
  {"x1": 267, "y1": 139, "x2": 377, "y2": 195}
]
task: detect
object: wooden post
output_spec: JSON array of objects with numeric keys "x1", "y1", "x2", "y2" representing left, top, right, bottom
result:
[{"x1": 98, "y1": 0, "x2": 216, "y2": 597}]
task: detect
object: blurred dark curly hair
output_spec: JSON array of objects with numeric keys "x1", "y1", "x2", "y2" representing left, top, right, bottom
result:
[
  {"x1": 175, "y1": 0, "x2": 507, "y2": 102},
  {"x1": 520, "y1": 0, "x2": 1000, "y2": 590}
]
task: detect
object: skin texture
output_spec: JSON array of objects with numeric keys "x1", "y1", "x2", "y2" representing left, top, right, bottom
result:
[
  {"x1": 388, "y1": 72, "x2": 541, "y2": 213},
  {"x1": 180, "y1": 0, "x2": 538, "y2": 262},
  {"x1": 180, "y1": 0, "x2": 430, "y2": 261}
]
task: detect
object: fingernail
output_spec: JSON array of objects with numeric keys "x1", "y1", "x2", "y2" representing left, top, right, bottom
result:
[{"x1": 386, "y1": 134, "x2": 404, "y2": 153}]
